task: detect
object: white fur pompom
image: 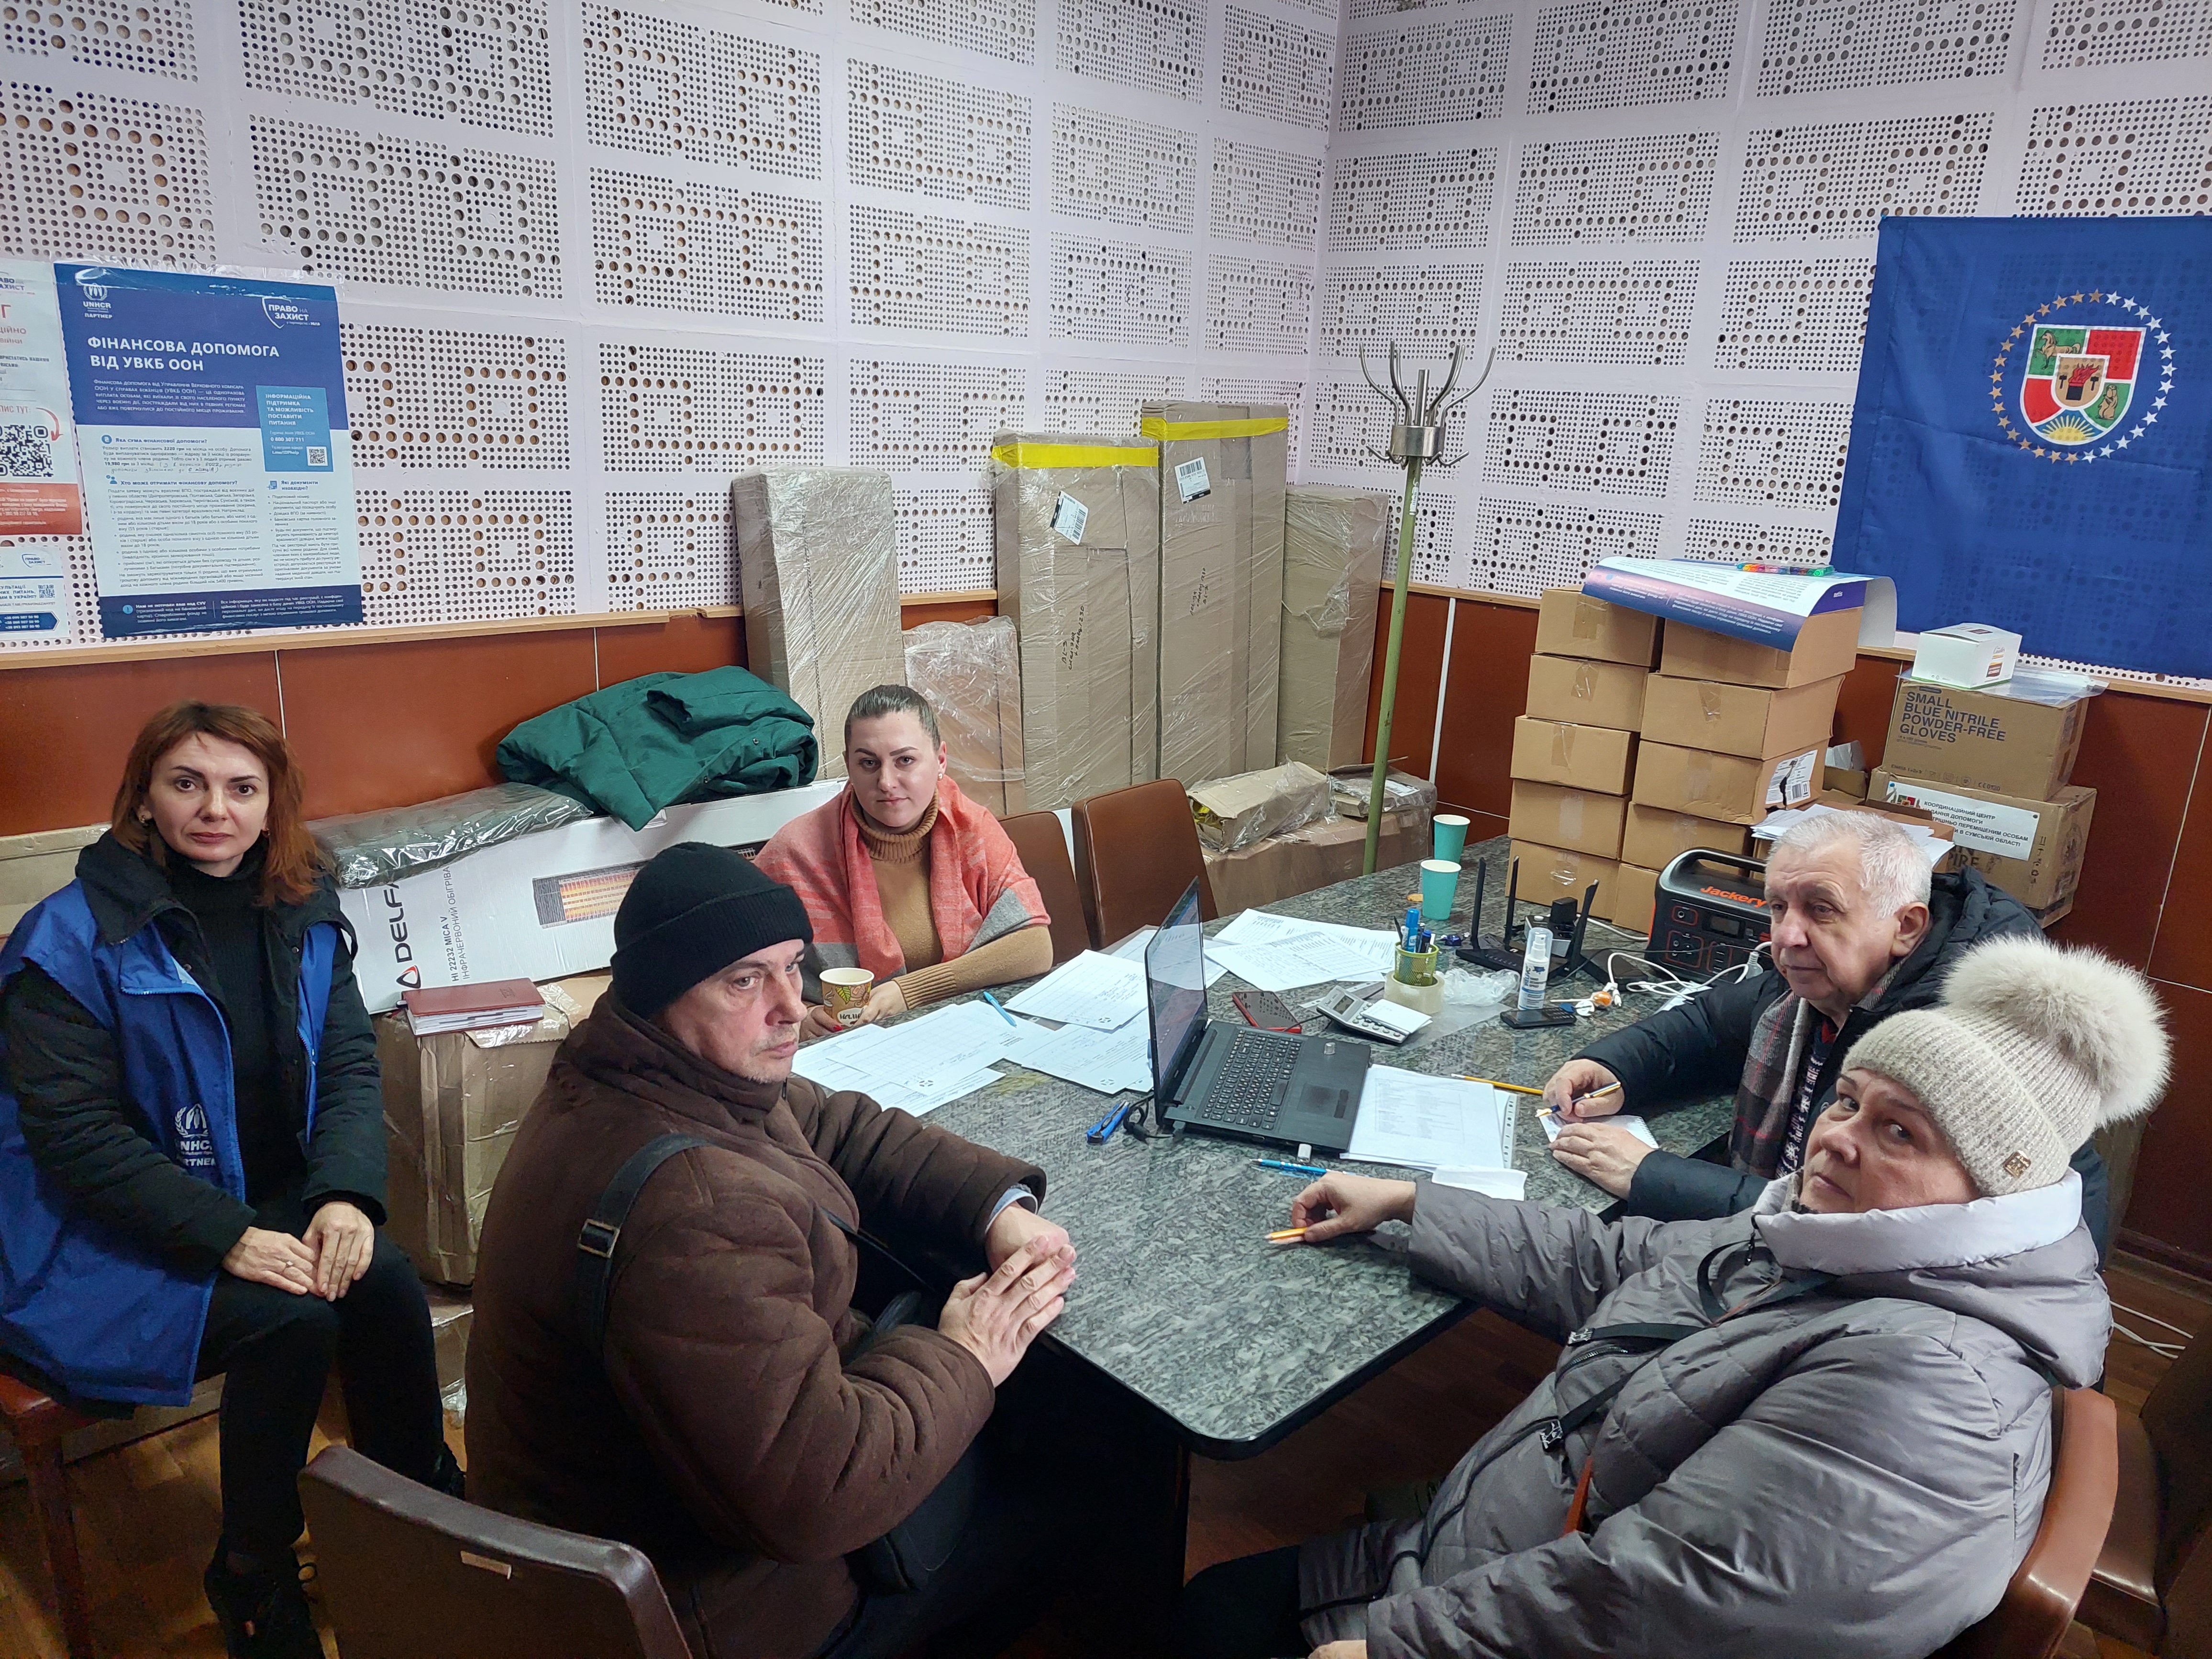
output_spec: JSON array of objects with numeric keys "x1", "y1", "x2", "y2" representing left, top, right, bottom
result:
[{"x1": 1943, "y1": 936, "x2": 2171, "y2": 1124}]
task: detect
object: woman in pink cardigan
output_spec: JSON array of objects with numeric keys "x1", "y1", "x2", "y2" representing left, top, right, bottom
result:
[{"x1": 754, "y1": 684, "x2": 1052, "y2": 1038}]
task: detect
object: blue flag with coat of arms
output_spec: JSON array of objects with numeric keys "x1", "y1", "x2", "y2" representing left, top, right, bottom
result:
[{"x1": 1834, "y1": 217, "x2": 2210, "y2": 678}]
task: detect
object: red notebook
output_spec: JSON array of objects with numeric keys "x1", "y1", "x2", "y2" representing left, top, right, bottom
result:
[{"x1": 401, "y1": 978, "x2": 545, "y2": 1036}]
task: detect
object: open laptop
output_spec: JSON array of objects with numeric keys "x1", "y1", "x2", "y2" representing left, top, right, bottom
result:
[{"x1": 1144, "y1": 880, "x2": 1371, "y2": 1152}]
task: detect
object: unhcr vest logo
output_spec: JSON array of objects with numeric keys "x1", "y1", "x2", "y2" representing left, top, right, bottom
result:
[
  {"x1": 174, "y1": 1103, "x2": 216, "y2": 1171},
  {"x1": 1991, "y1": 290, "x2": 2176, "y2": 462}
]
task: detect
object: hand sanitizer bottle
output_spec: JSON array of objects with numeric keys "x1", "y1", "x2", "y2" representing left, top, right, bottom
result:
[{"x1": 1517, "y1": 925, "x2": 1554, "y2": 1014}]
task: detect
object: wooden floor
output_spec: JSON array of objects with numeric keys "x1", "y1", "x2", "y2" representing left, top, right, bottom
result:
[{"x1": 3, "y1": 1251, "x2": 2205, "y2": 1657}]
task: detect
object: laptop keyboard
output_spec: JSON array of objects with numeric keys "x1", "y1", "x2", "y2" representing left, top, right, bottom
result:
[{"x1": 1203, "y1": 1032, "x2": 1300, "y2": 1129}]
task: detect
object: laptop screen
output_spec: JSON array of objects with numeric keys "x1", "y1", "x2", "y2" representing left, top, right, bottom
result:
[{"x1": 1143, "y1": 880, "x2": 1209, "y2": 1101}]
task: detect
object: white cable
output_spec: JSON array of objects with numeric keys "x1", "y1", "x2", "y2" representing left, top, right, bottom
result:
[
  {"x1": 2113, "y1": 1323, "x2": 2186, "y2": 1358},
  {"x1": 2111, "y1": 1300, "x2": 2200, "y2": 1342}
]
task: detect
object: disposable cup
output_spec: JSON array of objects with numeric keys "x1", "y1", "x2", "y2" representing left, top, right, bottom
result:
[
  {"x1": 1433, "y1": 814, "x2": 1471, "y2": 863},
  {"x1": 1419, "y1": 858, "x2": 1461, "y2": 924},
  {"x1": 820, "y1": 967, "x2": 876, "y2": 1028}
]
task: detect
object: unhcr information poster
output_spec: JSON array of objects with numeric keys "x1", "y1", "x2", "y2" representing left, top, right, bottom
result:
[{"x1": 56, "y1": 265, "x2": 362, "y2": 638}]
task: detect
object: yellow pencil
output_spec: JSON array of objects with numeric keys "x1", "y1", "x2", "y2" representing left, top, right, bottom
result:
[
  {"x1": 1267, "y1": 1226, "x2": 1308, "y2": 1242},
  {"x1": 1461, "y1": 1075, "x2": 1546, "y2": 1096}
]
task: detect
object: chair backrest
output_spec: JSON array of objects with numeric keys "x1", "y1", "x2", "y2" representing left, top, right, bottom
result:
[
  {"x1": 1939, "y1": 1387, "x2": 2119, "y2": 1659},
  {"x1": 1070, "y1": 779, "x2": 1217, "y2": 948},
  {"x1": 2143, "y1": 1315, "x2": 2212, "y2": 1588},
  {"x1": 1000, "y1": 810, "x2": 1090, "y2": 966},
  {"x1": 298, "y1": 1446, "x2": 692, "y2": 1659}
]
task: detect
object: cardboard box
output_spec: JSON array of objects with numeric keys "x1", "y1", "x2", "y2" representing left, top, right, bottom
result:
[
  {"x1": 1632, "y1": 741, "x2": 1823, "y2": 825},
  {"x1": 1203, "y1": 806, "x2": 1430, "y2": 915},
  {"x1": 1826, "y1": 768, "x2": 1870, "y2": 799},
  {"x1": 426, "y1": 1285, "x2": 472, "y2": 1404},
  {"x1": 1525, "y1": 655, "x2": 1648, "y2": 732},
  {"x1": 993, "y1": 434, "x2": 1163, "y2": 810},
  {"x1": 1510, "y1": 718, "x2": 1636, "y2": 793},
  {"x1": 1640, "y1": 674, "x2": 1841, "y2": 761},
  {"x1": 0, "y1": 820, "x2": 102, "y2": 937},
  {"x1": 1508, "y1": 839, "x2": 1618, "y2": 914},
  {"x1": 378, "y1": 974, "x2": 607, "y2": 1286},
  {"x1": 1147, "y1": 401, "x2": 1290, "y2": 785},
  {"x1": 1277, "y1": 485, "x2": 1387, "y2": 772},
  {"x1": 1881, "y1": 677, "x2": 2091, "y2": 800},
  {"x1": 1606, "y1": 863, "x2": 1660, "y2": 933},
  {"x1": 904, "y1": 616, "x2": 1026, "y2": 817},
  {"x1": 1533, "y1": 587, "x2": 1661, "y2": 667},
  {"x1": 1869, "y1": 769, "x2": 2097, "y2": 908},
  {"x1": 1912, "y1": 623, "x2": 2021, "y2": 689},
  {"x1": 1755, "y1": 795, "x2": 1964, "y2": 874},
  {"x1": 1189, "y1": 761, "x2": 1332, "y2": 853},
  {"x1": 1621, "y1": 803, "x2": 1751, "y2": 871},
  {"x1": 1659, "y1": 607, "x2": 1862, "y2": 689},
  {"x1": 1507, "y1": 780, "x2": 1627, "y2": 860},
  {"x1": 732, "y1": 468, "x2": 906, "y2": 782}
]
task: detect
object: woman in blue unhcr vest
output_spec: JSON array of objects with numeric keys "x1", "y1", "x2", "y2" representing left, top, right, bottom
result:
[{"x1": 0, "y1": 701, "x2": 454, "y2": 1659}]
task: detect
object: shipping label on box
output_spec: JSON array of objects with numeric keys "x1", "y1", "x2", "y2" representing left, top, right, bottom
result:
[
  {"x1": 1882, "y1": 677, "x2": 2089, "y2": 800},
  {"x1": 1508, "y1": 839, "x2": 1618, "y2": 914},
  {"x1": 1533, "y1": 588, "x2": 1659, "y2": 666},
  {"x1": 1621, "y1": 803, "x2": 1751, "y2": 869},
  {"x1": 1639, "y1": 674, "x2": 1841, "y2": 761},
  {"x1": 1870, "y1": 769, "x2": 2096, "y2": 907},
  {"x1": 1632, "y1": 742, "x2": 1823, "y2": 825},
  {"x1": 1507, "y1": 779, "x2": 1627, "y2": 859},
  {"x1": 1510, "y1": 717, "x2": 1636, "y2": 792},
  {"x1": 1526, "y1": 655, "x2": 1648, "y2": 731}
]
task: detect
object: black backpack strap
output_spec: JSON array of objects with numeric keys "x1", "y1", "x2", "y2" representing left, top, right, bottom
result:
[{"x1": 576, "y1": 1133, "x2": 709, "y2": 1355}]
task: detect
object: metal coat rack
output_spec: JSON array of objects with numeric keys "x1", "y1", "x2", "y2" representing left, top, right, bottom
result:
[{"x1": 1357, "y1": 341, "x2": 1494, "y2": 874}]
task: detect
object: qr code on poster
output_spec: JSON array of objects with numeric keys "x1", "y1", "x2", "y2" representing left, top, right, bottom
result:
[
  {"x1": 306, "y1": 445, "x2": 329, "y2": 466},
  {"x1": 0, "y1": 425, "x2": 55, "y2": 478}
]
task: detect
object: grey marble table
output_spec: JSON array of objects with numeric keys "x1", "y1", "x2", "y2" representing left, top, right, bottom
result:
[{"x1": 921, "y1": 834, "x2": 1736, "y2": 1459}]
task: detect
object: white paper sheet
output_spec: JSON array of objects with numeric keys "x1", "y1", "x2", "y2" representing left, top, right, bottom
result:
[
  {"x1": 1208, "y1": 910, "x2": 1398, "y2": 991},
  {"x1": 1105, "y1": 925, "x2": 1230, "y2": 985},
  {"x1": 1007, "y1": 1017, "x2": 1152, "y2": 1095},
  {"x1": 1541, "y1": 1112, "x2": 1659, "y2": 1148},
  {"x1": 1005, "y1": 950, "x2": 1148, "y2": 1029},
  {"x1": 792, "y1": 1000, "x2": 1026, "y2": 1115},
  {"x1": 1345, "y1": 1070, "x2": 1513, "y2": 1172},
  {"x1": 1432, "y1": 1167, "x2": 1529, "y2": 1199}
]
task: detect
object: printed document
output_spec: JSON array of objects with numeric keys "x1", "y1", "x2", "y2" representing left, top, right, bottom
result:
[
  {"x1": 1006, "y1": 950, "x2": 1147, "y2": 1029},
  {"x1": 1347, "y1": 1070, "x2": 1514, "y2": 1172},
  {"x1": 1541, "y1": 1112, "x2": 1659, "y2": 1148}
]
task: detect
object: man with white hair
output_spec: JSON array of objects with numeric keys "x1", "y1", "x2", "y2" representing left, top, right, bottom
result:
[{"x1": 1544, "y1": 809, "x2": 2112, "y2": 1250}]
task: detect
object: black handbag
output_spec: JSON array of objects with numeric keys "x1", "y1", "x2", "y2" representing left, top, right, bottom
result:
[{"x1": 575, "y1": 1137, "x2": 975, "y2": 1598}]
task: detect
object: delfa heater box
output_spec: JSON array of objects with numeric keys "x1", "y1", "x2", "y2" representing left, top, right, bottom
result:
[{"x1": 1653, "y1": 851, "x2": 1771, "y2": 975}]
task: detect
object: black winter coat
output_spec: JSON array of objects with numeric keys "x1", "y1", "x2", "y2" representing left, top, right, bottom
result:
[
  {"x1": 1577, "y1": 867, "x2": 2111, "y2": 1251},
  {"x1": 0, "y1": 833, "x2": 386, "y2": 1273}
]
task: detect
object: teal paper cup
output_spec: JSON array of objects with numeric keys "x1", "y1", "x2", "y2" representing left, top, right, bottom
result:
[
  {"x1": 1433, "y1": 814, "x2": 1471, "y2": 863},
  {"x1": 1419, "y1": 858, "x2": 1461, "y2": 923}
]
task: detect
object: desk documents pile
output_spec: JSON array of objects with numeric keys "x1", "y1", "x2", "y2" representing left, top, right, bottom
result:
[{"x1": 1347, "y1": 1071, "x2": 1527, "y2": 1200}]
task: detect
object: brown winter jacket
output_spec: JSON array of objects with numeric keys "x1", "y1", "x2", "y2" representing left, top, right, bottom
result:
[{"x1": 463, "y1": 996, "x2": 1045, "y2": 1659}]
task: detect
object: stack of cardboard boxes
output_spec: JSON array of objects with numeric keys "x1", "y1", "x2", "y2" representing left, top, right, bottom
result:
[
  {"x1": 1508, "y1": 590, "x2": 1658, "y2": 925},
  {"x1": 1620, "y1": 607, "x2": 1858, "y2": 931},
  {"x1": 1868, "y1": 675, "x2": 2099, "y2": 926}
]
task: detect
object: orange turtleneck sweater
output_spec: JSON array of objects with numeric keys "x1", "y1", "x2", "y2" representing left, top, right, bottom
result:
[{"x1": 855, "y1": 795, "x2": 1053, "y2": 1008}]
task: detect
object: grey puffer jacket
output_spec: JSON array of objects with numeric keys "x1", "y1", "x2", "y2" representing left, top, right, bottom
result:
[{"x1": 1300, "y1": 1175, "x2": 2109, "y2": 1659}]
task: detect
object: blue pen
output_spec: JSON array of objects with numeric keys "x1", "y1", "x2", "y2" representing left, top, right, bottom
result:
[
  {"x1": 981, "y1": 989, "x2": 1016, "y2": 1028},
  {"x1": 1086, "y1": 1099, "x2": 1134, "y2": 1144},
  {"x1": 1257, "y1": 1157, "x2": 1328, "y2": 1177}
]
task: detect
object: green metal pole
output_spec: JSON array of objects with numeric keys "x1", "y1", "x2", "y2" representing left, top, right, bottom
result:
[{"x1": 1363, "y1": 455, "x2": 1425, "y2": 874}]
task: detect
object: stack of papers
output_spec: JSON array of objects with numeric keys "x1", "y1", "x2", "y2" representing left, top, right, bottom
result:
[
  {"x1": 1005, "y1": 951, "x2": 1149, "y2": 1030},
  {"x1": 1346, "y1": 1070, "x2": 1516, "y2": 1173},
  {"x1": 1009, "y1": 1017, "x2": 1152, "y2": 1095},
  {"x1": 793, "y1": 1000, "x2": 1025, "y2": 1116},
  {"x1": 1206, "y1": 910, "x2": 1398, "y2": 993}
]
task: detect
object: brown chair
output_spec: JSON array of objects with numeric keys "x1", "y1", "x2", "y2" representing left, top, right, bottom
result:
[
  {"x1": 1001, "y1": 810, "x2": 1090, "y2": 967},
  {"x1": 1071, "y1": 779, "x2": 1216, "y2": 948},
  {"x1": 298, "y1": 1445, "x2": 692, "y2": 1659},
  {"x1": 0, "y1": 1363, "x2": 98, "y2": 1659},
  {"x1": 1936, "y1": 1386, "x2": 2119, "y2": 1659},
  {"x1": 2077, "y1": 1320, "x2": 2212, "y2": 1654}
]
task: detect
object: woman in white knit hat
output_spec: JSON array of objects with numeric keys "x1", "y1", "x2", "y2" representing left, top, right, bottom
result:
[{"x1": 1180, "y1": 936, "x2": 2168, "y2": 1659}]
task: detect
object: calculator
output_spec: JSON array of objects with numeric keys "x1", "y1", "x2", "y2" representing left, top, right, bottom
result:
[{"x1": 1315, "y1": 984, "x2": 1430, "y2": 1045}]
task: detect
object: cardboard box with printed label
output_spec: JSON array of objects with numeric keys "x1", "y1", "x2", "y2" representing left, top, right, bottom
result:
[
  {"x1": 1632, "y1": 742, "x2": 1824, "y2": 825},
  {"x1": 1869, "y1": 769, "x2": 2097, "y2": 908},
  {"x1": 1510, "y1": 718, "x2": 1636, "y2": 793},
  {"x1": 1605, "y1": 863, "x2": 1660, "y2": 933},
  {"x1": 1659, "y1": 608, "x2": 1863, "y2": 689},
  {"x1": 1640, "y1": 674, "x2": 1841, "y2": 761},
  {"x1": 1533, "y1": 588, "x2": 1661, "y2": 667},
  {"x1": 1525, "y1": 656, "x2": 1648, "y2": 732},
  {"x1": 1507, "y1": 780, "x2": 1627, "y2": 860},
  {"x1": 1881, "y1": 677, "x2": 2090, "y2": 800},
  {"x1": 1621, "y1": 803, "x2": 1751, "y2": 870},
  {"x1": 1508, "y1": 839, "x2": 1618, "y2": 915},
  {"x1": 993, "y1": 434, "x2": 1163, "y2": 810},
  {"x1": 1277, "y1": 485, "x2": 1387, "y2": 772}
]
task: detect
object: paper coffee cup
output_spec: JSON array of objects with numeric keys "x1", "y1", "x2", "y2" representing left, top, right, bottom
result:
[{"x1": 820, "y1": 967, "x2": 876, "y2": 1028}]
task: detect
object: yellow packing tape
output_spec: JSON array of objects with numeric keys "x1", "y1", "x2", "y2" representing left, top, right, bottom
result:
[
  {"x1": 990, "y1": 440, "x2": 1158, "y2": 469},
  {"x1": 1139, "y1": 415, "x2": 1292, "y2": 440}
]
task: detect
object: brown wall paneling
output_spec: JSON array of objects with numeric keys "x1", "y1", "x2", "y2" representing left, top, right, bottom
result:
[
  {"x1": 1432, "y1": 599, "x2": 1537, "y2": 829},
  {"x1": 2145, "y1": 715, "x2": 2212, "y2": 990},
  {"x1": 1833, "y1": 655, "x2": 1903, "y2": 773},
  {"x1": 906, "y1": 598, "x2": 999, "y2": 628},
  {"x1": 2115, "y1": 977, "x2": 2212, "y2": 1272},
  {"x1": 1362, "y1": 591, "x2": 1450, "y2": 782},
  {"x1": 2049, "y1": 691, "x2": 2207, "y2": 970},
  {"x1": 0, "y1": 653, "x2": 283, "y2": 835},
  {"x1": 594, "y1": 613, "x2": 746, "y2": 686},
  {"x1": 280, "y1": 630, "x2": 599, "y2": 818}
]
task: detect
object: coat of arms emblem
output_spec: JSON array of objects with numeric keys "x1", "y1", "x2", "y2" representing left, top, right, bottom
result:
[{"x1": 2020, "y1": 324, "x2": 2144, "y2": 446}]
